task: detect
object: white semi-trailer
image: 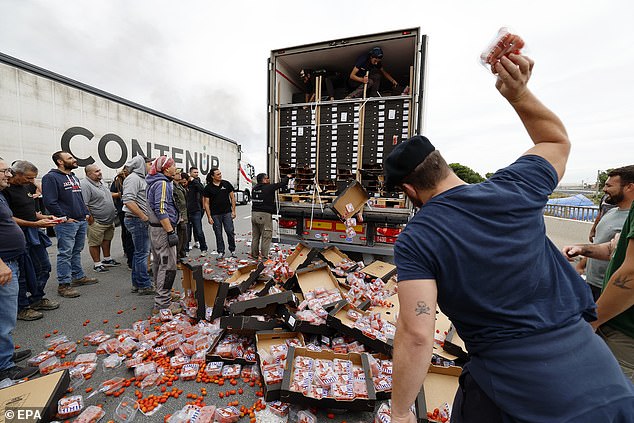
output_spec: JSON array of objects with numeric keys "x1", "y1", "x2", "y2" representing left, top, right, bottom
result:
[{"x1": 0, "y1": 52, "x2": 254, "y2": 203}]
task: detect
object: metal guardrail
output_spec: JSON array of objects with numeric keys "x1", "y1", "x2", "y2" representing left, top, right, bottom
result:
[{"x1": 543, "y1": 204, "x2": 598, "y2": 222}]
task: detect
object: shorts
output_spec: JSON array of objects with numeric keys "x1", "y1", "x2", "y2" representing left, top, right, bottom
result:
[{"x1": 87, "y1": 221, "x2": 115, "y2": 246}]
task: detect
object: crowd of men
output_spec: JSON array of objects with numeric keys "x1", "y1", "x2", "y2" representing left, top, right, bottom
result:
[{"x1": 0, "y1": 151, "x2": 249, "y2": 381}]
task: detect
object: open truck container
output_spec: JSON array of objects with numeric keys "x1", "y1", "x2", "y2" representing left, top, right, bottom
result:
[{"x1": 267, "y1": 28, "x2": 427, "y2": 256}]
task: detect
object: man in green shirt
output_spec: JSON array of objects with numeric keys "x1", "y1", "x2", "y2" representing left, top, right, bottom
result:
[{"x1": 564, "y1": 167, "x2": 634, "y2": 380}]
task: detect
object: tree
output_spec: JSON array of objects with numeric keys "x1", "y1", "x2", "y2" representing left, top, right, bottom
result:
[{"x1": 449, "y1": 163, "x2": 485, "y2": 184}]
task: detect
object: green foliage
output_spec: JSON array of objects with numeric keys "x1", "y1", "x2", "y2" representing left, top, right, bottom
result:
[
  {"x1": 485, "y1": 172, "x2": 495, "y2": 179},
  {"x1": 449, "y1": 163, "x2": 485, "y2": 184}
]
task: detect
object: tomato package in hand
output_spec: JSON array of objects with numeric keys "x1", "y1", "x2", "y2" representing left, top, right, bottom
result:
[{"x1": 480, "y1": 27, "x2": 526, "y2": 72}]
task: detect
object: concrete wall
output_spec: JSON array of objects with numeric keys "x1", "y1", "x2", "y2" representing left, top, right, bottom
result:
[{"x1": 545, "y1": 216, "x2": 593, "y2": 249}]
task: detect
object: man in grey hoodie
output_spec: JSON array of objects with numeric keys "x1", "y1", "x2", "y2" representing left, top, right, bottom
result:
[
  {"x1": 121, "y1": 155, "x2": 154, "y2": 295},
  {"x1": 146, "y1": 156, "x2": 180, "y2": 313}
]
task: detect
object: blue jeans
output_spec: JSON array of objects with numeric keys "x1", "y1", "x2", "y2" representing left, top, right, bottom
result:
[
  {"x1": 212, "y1": 212, "x2": 235, "y2": 254},
  {"x1": 18, "y1": 243, "x2": 50, "y2": 309},
  {"x1": 0, "y1": 260, "x2": 19, "y2": 371},
  {"x1": 124, "y1": 217, "x2": 152, "y2": 289},
  {"x1": 187, "y1": 210, "x2": 207, "y2": 251},
  {"x1": 54, "y1": 220, "x2": 87, "y2": 284}
]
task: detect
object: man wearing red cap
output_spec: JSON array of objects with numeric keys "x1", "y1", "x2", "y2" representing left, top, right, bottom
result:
[
  {"x1": 387, "y1": 54, "x2": 634, "y2": 422},
  {"x1": 146, "y1": 156, "x2": 181, "y2": 314}
]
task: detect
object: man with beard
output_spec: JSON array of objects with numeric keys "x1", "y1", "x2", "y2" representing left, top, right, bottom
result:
[
  {"x1": 571, "y1": 166, "x2": 634, "y2": 300},
  {"x1": 386, "y1": 55, "x2": 633, "y2": 422},
  {"x1": 563, "y1": 165, "x2": 634, "y2": 380},
  {"x1": 42, "y1": 151, "x2": 98, "y2": 298}
]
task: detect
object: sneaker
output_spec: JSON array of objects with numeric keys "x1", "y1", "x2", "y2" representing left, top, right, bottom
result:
[
  {"x1": 194, "y1": 242, "x2": 200, "y2": 249},
  {"x1": 101, "y1": 258, "x2": 121, "y2": 267},
  {"x1": 216, "y1": 252, "x2": 225, "y2": 260},
  {"x1": 93, "y1": 264, "x2": 109, "y2": 273},
  {"x1": 71, "y1": 276, "x2": 99, "y2": 286},
  {"x1": 130, "y1": 287, "x2": 139, "y2": 293},
  {"x1": 12, "y1": 349, "x2": 32, "y2": 363},
  {"x1": 199, "y1": 251, "x2": 207, "y2": 257},
  {"x1": 0, "y1": 365, "x2": 38, "y2": 381},
  {"x1": 17, "y1": 308, "x2": 43, "y2": 321},
  {"x1": 30, "y1": 298, "x2": 60, "y2": 311},
  {"x1": 229, "y1": 251, "x2": 238, "y2": 258},
  {"x1": 58, "y1": 284, "x2": 80, "y2": 298},
  {"x1": 137, "y1": 287, "x2": 155, "y2": 296}
]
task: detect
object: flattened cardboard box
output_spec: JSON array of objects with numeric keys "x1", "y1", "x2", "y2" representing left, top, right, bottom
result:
[
  {"x1": 227, "y1": 283, "x2": 298, "y2": 315},
  {"x1": 331, "y1": 180, "x2": 369, "y2": 220},
  {"x1": 255, "y1": 330, "x2": 305, "y2": 401},
  {"x1": 280, "y1": 346, "x2": 376, "y2": 412},
  {"x1": 0, "y1": 370, "x2": 70, "y2": 423}
]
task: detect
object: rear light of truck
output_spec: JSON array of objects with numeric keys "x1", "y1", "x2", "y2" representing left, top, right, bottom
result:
[
  {"x1": 375, "y1": 226, "x2": 403, "y2": 244},
  {"x1": 279, "y1": 218, "x2": 297, "y2": 229}
]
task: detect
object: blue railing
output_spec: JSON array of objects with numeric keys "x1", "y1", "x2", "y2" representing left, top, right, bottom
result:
[{"x1": 543, "y1": 204, "x2": 598, "y2": 222}]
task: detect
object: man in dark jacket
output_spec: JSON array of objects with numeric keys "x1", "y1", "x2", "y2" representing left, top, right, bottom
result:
[
  {"x1": 172, "y1": 171, "x2": 189, "y2": 261},
  {"x1": 0, "y1": 156, "x2": 38, "y2": 381},
  {"x1": 186, "y1": 167, "x2": 207, "y2": 254},
  {"x1": 146, "y1": 156, "x2": 180, "y2": 314},
  {"x1": 42, "y1": 151, "x2": 98, "y2": 298},
  {"x1": 250, "y1": 173, "x2": 289, "y2": 259}
]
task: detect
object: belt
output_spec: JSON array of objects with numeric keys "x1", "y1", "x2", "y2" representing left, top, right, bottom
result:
[{"x1": 149, "y1": 223, "x2": 162, "y2": 227}]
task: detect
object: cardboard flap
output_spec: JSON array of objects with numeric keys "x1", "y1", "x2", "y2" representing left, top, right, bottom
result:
[
  {"x1": 296, "y1": 264, "x2": 342, "y2": 297},
  {"x1": 286, "y1": 243, "x2": 317, "y2": 271},
  {"x1": 362, "y1": 261, "x2": 397, "y2": 280}
]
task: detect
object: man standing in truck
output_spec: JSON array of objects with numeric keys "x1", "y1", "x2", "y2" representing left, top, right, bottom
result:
[
  {"x1": 203, "y1": 168, "x2": 237, "y2": 259},
  {"x1": 42, "y1": 151, "x2": 98, "y2": 298},
  {"x1": 387, "y1": 54, "x2": 634, "y2": 422},
  {"x1": 346, "y1": 46, "x2": 399, "y2": 99}
]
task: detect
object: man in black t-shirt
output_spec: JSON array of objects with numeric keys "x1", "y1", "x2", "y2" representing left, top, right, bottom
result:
[
  {"x1": 4, "y1": 161, "x2": 60, "y2": 321},
  {"x1": 251, "y1": 173, "x2": 289, "y2": 259},
  {"x1": 202, "y1": 168, "x2": 236, "y2": 259}
]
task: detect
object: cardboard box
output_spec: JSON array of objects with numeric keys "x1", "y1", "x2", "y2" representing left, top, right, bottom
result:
[
  {"x1": 206, "y1": 331, "x2": 258, "y2": 365},
  {"x1": 286, "y1": 243, "x2": 319, "y2": 272},
  {"x1": 180, "y1": 264, "x2": 229, "y2": 321},
  {"x1": 419, "y1": 364, "x2": 461, "y2": 421},
  {"x1": 361, "y1": 260, "x2": 397, "y2": 280},
  {"x1": 280, "y1": 346, "x2": 376, "y2": 411},
  {"x1": 281, "y1": 263, "x2": 344, "y2": 334},
  {"x1": 327, "y1": 295, "x2": 399, "y2": 356},
  {"x1": 225, "y1": 262, "x2": 264, "y2": 296},
  {"x1": 319, "y1": 246, "x2": 357, "y2": 270},
  {"x1": 255, "y1": 330, "x2": 305, "y2": 401},
  {"x1": 0, "y1": 370, "x2": 70, "y2": 423},
  {"x1": 331, "y1": 180, "x2": 369, "y2": 220}
]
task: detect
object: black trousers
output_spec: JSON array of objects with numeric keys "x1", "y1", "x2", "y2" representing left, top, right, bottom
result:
[{"x1": 451, "y1": 369, "x2": 504, "y2": 423}]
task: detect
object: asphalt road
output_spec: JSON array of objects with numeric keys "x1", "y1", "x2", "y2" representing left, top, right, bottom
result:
[{"x1": 13, "y1": 204, "x2": 373, "y2": 423}]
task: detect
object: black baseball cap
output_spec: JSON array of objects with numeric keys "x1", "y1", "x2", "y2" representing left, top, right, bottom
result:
[{"x1": 384, "y1": 135, "x2": 435, "y2": 190}]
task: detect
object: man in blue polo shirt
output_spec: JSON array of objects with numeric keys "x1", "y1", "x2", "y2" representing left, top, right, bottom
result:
[{"x1": 387, "y1": 54, "x2": 634, "y2": 422}]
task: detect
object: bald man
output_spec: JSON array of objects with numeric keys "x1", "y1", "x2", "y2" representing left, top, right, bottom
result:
[{"x1": 81, "y1": 164, "x2": 119, "y2": 273}]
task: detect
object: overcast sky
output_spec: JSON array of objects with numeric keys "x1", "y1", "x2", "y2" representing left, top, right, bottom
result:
[{"x1": 1, "y1": 0, "x2": 632, "y2": 185}]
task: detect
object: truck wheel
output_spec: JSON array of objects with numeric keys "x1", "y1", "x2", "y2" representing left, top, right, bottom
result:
[{"x1": 243, "y1": 191, "x2": 250, "y2": 205}]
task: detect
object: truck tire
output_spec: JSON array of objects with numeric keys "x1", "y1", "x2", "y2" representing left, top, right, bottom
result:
[{"x1": 242, "y1": 190, "x2": 250, "y2": 205}]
